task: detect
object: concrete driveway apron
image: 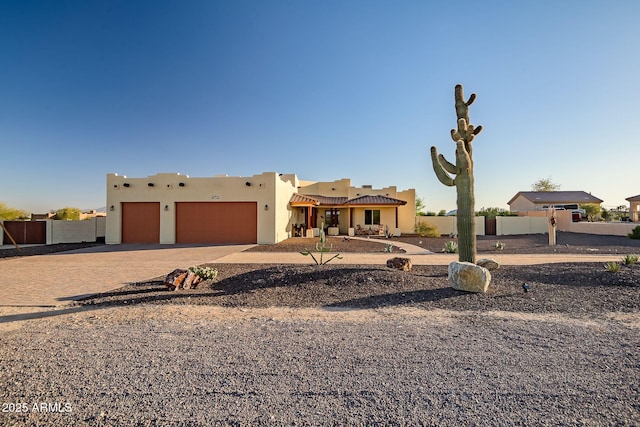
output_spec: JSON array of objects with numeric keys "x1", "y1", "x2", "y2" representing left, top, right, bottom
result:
[{"x1": 0, "y1": 244, "x2": 254, "y2": 307}]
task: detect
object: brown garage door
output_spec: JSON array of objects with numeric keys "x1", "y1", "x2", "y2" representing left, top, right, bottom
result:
[
  {"x1": 121, "y1": 202, "x2": 160, "y2": 243},
  {"x1": 176, "y1": 202, "x2": 257, "y2": 244}
]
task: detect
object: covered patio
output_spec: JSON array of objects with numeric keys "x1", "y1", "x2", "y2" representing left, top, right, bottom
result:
[{"x1": 289, "y1": 194, "x2": 407, "y2": 237}]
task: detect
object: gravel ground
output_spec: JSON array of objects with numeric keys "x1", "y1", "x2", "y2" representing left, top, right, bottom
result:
[
  {"x1": 1, "y1": 233, "x2": 639, "y2": 425},
  {"x1": 245, "y1": 232, "x2": 640, "y2": 255},
  {"x1": 1, "y1": 306, "x2": 638, "y2": 426}
]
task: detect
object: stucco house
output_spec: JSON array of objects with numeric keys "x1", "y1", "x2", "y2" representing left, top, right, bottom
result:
[
  {"x1": 507, "y1": 191, "x2": 603, "y2": 212},
  {"x1": 626, "y1": 194, "x2": 640, "y2": 222},
  {"x1": 105, "y1": 172, "x2": 415, "y2": 245}
]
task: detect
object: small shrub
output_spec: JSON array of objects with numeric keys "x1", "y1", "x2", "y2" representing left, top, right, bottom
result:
[
  {"x1": 494, "y1": 241, "x2": 505, "y2": 251},
  {"x1": 414, "y1": 221, "x2": 439, "y2": 238},
  {"x1": 383, "y1": 243, "x2": 394, "y2": 253},
  {"x1": 188, "y1": 266, "x2": 218, "y2": 280},
  {"x1": 443, "y1": 241, "x2": 458, "y2": 253},
  {"x1": 629, "y1": 226, "x2": 640, "y2": 240},
  {"x1": 621, "y1": 254, "x2": 638, "y2": 266},
  {"x1": 300, "y1": 225, "x2": 343, "y2": 265},
  {"x1": 604, "y1": 262, "x2": 621, "y2": 273}
]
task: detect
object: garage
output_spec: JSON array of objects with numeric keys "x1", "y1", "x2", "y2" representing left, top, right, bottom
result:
[
  {"x1": 176, "y1": 202, "x2": 257, "y2": 244},
  {"x1": 121, "y1": 202, "x2": 160, "y2": 243}
]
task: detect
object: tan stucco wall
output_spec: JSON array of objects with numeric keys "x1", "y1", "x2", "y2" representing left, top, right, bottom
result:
[
  {"x1": 397, "y1": 189, "x2": 416, "y2": 234},
  {"x1": 415, "y1": 216, "x2": 486, "y2": 236},
  {"x1": 106, "y1": 172, "x2": 297, "y2": 244},
  {"x1": 496, "y1": 216, "x2": 548, "y2": 235},
  {"x1": 509, "y1": 196, "x2": 536, "y2": 212},
  {"x1": 298, "y1": 178, "x2": 351, "y2": 197}
]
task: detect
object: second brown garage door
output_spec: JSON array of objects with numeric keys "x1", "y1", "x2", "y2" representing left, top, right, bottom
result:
[
  {"x1": 121, "y1": 202, "x2": 161, "y2": 243},
  {"x1": 176, "y1": 202, "x2": 257, "y2": 244}
]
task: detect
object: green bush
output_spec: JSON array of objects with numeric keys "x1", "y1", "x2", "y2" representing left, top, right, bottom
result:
[
  {"x1": 629, "y1": 226, "x2": 640, "y2": 240},
  {"x1": 604, "y1": 262, "x2": 620, "y2": 273},
  {"x1": 188, "y1": 266, "x2": 218, "y2": 280},
  {"x1": 414, "y1": 221, "x2": 440, "y2": 237},
  {"x1": 621, "y1": 254, "x2": 638, "y2": 266}
]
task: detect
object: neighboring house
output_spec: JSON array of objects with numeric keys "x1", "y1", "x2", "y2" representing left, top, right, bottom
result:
[
  {"x1": 105, "y1": 172, "x2": 415, "y2": 245},
  {"x1": 507, "y1": 191, "x2": 603, "y2": 212},
  {"x1": 30, "y1": 213, "x2": 56, "y2": 220},
  {"x1": 626, "y1": 194, "x2": 640, "y2": 222},
  {"x1": 80, "y1": 210, "x2": 107, "y2": 220}
]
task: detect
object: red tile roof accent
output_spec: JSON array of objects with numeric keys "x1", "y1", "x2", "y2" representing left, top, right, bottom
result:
[
  {"x1": 344, "y1": 195, "x2": 407, "y2": 206},
  {"x1": 289, "y1": 194, "x2": 407, "y2": 207},
  {"x1": 289, "y1": 194, "x2": 320, "y2": 205}
]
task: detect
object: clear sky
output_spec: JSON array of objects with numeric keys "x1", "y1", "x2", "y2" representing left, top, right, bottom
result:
[{"x1": 1, "y1": 0, "x2": 639, "y2": 214}]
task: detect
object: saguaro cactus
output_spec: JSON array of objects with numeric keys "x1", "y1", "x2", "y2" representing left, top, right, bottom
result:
[{"x1": 430, "y1": 84, "x2": 483, "y2": 263}]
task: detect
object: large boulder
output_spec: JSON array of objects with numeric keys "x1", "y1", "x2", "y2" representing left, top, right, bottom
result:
[{"x1": 448, "y1": 261, "x2": 491, "y2": 293}]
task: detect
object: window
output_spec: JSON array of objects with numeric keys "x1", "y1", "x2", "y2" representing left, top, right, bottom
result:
[
  {"x1": 325, "y1": 210, "x2": 340, "y2": 227},
  {"x1": 364, "y1": 209, "x2": 380, "y2": 225}
]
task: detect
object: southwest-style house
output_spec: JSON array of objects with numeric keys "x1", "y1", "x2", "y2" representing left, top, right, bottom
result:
[
  {"x1": 507, "y1": 191, "x2": 603, "y2": 212},
  {"x1": 105, "y1": 172, "x2": 416, "y2": 244}
]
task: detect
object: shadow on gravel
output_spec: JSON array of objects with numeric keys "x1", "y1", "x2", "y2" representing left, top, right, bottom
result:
[
  {"x1": 0, "y1": 306, "x2": 92, "y2": 323},
  {"x1": 212, "y1": 266, "x2": 394, "y2": 295},
  {"x1": 497, "y1": 263, "x2": 639, "y2": 288},
  {"x1": 325, "y1": 287, "x2": 463, "y2": 309}
]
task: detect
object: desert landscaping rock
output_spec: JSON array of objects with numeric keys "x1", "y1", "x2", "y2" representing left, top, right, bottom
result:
[
  {"x1": 386, "y1": 256, "x2": 412, "y2": 271},
  {"x1": 448, "y1": 261, "x2": 491, "y2": 293},
  {"x1": 476, "y1": 258, "x2": 500, "y2": 270}
]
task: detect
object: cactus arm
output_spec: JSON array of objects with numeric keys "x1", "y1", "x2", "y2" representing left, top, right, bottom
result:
[
  {"x1": 467, "y1": 93, "x2": 476, "y2": 106},
  {"x1": 454, "y1": 140, "x2": 472, "y2": 171},
  {"x1": 430, "y1": 146, "x2": 455, "y2": 186},
  {"x1": 439, "y1": 153, "x2": 458, "y2": 175}
]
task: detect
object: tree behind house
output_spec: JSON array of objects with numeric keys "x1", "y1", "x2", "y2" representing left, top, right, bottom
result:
[
  {"x1": 55, "y1": 207, "x2": 81, "y2": 220},
  {"x1": 531, "y1": 177, "x2": 561, "y2": 192}
]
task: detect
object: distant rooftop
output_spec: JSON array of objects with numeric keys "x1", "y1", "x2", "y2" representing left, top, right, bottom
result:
[{"x1": 508, "y1": 191, "x2": 603, "y2": 205}]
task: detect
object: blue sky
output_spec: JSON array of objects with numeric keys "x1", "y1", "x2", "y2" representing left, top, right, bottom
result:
[{"x1": 1, "y1": 0, "x2": 639, "y2": 213}]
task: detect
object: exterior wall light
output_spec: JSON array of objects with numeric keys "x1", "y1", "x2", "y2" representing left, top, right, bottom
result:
[
  {"x1": 164, "y1": 205, "x2": 169, "y2": 211},
  {"x1": 123, "y1": 183, "x2": 130, "y2": 187},
  {"x1": 264, "y1": 204, "x2": 269, "y2": 210},
  {"x1": 148, "y1": 183, "x2": 154, "y2": 187},
  {"x1": 110, "y1": 205, "x2": 115, "y2": 211}
]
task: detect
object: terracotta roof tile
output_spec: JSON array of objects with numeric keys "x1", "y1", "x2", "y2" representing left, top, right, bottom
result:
[
  {"x1": 290, "y1": 194, "x2": 407, "y2": 206},
  {"x1": 345, "y1": 195, "x2": 407, "y2": 206}
]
